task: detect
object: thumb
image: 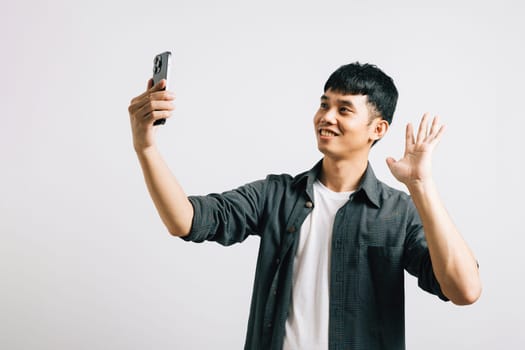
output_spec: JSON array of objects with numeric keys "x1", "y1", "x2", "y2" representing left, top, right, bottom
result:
[
  {"x1": 385, "y1": 157, "x2": 396, "y2": 170},
  {"x1": 147, "y1": 78, "x2": 166, "y2": 91}
]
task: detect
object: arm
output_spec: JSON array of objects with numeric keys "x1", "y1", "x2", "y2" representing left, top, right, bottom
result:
[
  {"x1": 386, "y1": 113, "x2": 482, "y2": 305},
  {"x1": 128, "y1": 79, "x2": 193, "y2": 237}
]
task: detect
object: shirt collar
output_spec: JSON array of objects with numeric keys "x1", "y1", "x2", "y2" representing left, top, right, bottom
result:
[
  {"x1": 291, "y1": 160, "x2": 322, "y2": 200},
  {"x1": 292, "y1": 159, "x2": 381, "y2": 208},
  {"x1": 356, "y1": 163, "x2": 381, "y2": 208}
]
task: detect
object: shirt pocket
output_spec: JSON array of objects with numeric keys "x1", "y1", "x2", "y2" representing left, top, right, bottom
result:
[{"x1": 358, "y1": 245, "x2": 404, "y2": 305}]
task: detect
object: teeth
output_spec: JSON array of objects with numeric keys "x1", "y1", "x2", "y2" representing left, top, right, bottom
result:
[{"x1": 320, "y1": 129, "x2": 337, "y2": 136}]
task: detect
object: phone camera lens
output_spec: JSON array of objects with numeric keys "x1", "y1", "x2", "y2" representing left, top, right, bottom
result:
[{"x1": 153, "y1": 56, "x2": 163, "y2": 74}]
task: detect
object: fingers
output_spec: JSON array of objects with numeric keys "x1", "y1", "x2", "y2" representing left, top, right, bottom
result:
[
  {"x1": 405, "y1": 122, "x2": 415, "y2": 147},
  {"x1": 429, "y1": 116, "x2": 446, "y2": 144},
  {"x1": 131, "y1": 79, "x2": 169, "y2": 106},
  {"x1": 416, "y1": 113, "x2": 430, "y2": 144},
  {"x1": 431, "y1": 123, "x2": 446, "y2": 145},
  {"x1": 144, "y1": 109, "x2": 173, "y2": 124},
  {"x1": 131, "y1": 90, "x2": 174, "y2": 112},
  {"x1": 413, "y1": 113, "x2": 446, "y2": 145},
  {"x1": 128, "y1": 79, "x2": 175, "y2": 120},
  {"x1": 128, "y1": 94, "x2": 175, "y2": 122},
  {"x1": 429, "y1": 115, "x2": 440, "y2": 135},
  {"x1": 137, "y1": 100, "x2": 175, "y2": 122}
]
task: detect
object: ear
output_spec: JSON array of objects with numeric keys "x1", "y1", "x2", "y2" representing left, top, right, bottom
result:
[{"x1": 371, "y1": 118, "x2": 389, "y2": 141}]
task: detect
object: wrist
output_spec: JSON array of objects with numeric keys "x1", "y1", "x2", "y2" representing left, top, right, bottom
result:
[
  {"x1": 135, "y1": 144, "x2": 159, "y2": 159},
  {"x1": 405, "y1": 178, "x2": 436, "y2": 195}
]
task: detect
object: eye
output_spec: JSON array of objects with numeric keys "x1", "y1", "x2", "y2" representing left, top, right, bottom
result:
[
  {"x1": 320, "y1": 102, "x2": 328, "y2": 109},
  {"x1": 339, "y1": 107, "x2": 351, "y2": 114}
]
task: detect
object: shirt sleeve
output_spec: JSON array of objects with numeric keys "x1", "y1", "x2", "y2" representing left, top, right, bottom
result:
[
  {"x1": 180, "y1": 178, "x2": 267, "y2": 246},
  {"x1": 403, "y1": 199, "x2": 450, "y2": 302}
]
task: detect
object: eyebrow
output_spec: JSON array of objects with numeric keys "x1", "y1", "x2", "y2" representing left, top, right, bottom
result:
[{"x1": 320, "y1": 94, "x2": 355, "y2": 108}]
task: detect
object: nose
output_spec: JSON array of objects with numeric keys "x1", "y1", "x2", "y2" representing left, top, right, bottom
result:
[{"x1": 320, "y1": 108, "x2": 337, "y2": 124}]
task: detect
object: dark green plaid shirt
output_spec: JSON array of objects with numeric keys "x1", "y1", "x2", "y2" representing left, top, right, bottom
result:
[{"x1": 183, "y1": 160, "x2": 448, "y2": 350}]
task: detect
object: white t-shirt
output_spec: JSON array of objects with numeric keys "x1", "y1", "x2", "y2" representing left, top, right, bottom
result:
[{"x1": 283, "y1": 180, "x2": 353, "y2": 350}]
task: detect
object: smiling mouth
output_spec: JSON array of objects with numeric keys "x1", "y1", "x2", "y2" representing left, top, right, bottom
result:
[{"x1": 319, "y1": 129, "x2": 338, "y2": 137}]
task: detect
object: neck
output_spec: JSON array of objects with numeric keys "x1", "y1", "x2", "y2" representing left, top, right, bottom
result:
[{"x1": 319, "y1": 156, "x2": 369, "y2": 192}]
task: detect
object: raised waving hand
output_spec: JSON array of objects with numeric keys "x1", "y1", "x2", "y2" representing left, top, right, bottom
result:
[{"x1": 386, "y1": 113, "x2": 446, "y2": 185}]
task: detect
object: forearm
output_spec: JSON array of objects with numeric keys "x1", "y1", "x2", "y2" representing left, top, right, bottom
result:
[
  {"x1": 136, "y1": 147, "x2": 193, "y2": 237},
  {"x1": 407, "y1": 180, "x2": 481, "y2": 305}
]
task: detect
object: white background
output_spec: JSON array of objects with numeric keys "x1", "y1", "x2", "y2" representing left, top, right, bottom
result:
[{"x1": 1, "y1": 0, "x2": 524, "y2": 348}]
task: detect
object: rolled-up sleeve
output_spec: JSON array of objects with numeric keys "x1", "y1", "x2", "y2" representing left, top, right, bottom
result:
[
  {"x1": 181, "y1": 179, "x2": 267, "y2": 246},
  {"x1": 403, "y1": 199, "x2": 449, "y2": 302}
]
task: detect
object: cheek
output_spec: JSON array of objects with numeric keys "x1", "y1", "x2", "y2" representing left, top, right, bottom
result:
[
  {"x1": 313, "y1": 112, "x2": 321, "y2": 124},
  {"x1": 340, "y1": 122, "x2": 369, "y2": 139}
]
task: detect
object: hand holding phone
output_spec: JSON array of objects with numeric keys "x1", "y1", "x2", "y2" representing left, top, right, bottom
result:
[{"x1": 152, "y1": 51, "x2": 172, "y2": 126}]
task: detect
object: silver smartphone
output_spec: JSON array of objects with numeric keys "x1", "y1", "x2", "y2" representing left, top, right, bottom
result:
[{"x1": 152, "y1": 51, "x2": 171, "y2": 125}]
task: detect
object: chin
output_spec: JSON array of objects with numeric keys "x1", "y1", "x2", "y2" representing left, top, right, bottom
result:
[{"x1": 317, "y1": 145, "x2": 336, "y2": 158}]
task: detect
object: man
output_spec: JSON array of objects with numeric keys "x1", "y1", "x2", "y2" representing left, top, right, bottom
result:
[{"x1": 128, "y1": 62, "x2": 481, "y2": 350}]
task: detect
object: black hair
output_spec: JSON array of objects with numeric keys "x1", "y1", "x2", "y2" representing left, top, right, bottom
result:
[{"x1": 324, "y1": 62, "x2": 398, "y2": 126}]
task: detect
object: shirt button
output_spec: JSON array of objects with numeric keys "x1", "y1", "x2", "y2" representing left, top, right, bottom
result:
[
  {"x1": 305, "y1": 201, "x2": 313, "y2": 208},
  {"x1": 267, "y1": 322, "x2": 273, "y2": 328},
  {"x1": 287, "y1": 226, "x2": 296, "y2": 233},
  {"x1": 275, "y1": 258, "x2": 280, "y2": 265}
]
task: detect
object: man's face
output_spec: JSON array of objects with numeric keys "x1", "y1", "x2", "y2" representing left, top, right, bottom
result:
[{"x1": 313, "y1": 89, "x2": 384, "y2": 160}]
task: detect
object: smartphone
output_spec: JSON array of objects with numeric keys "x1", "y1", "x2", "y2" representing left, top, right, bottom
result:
[{"x1": 152, "y1": 51, "x2": 172, "y2": 125}]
